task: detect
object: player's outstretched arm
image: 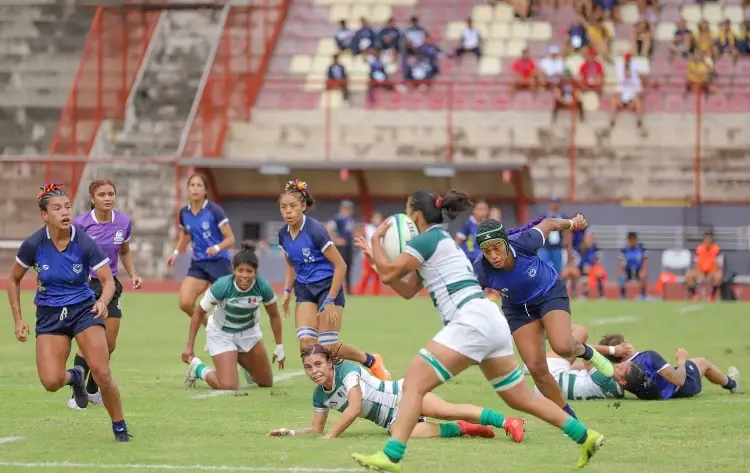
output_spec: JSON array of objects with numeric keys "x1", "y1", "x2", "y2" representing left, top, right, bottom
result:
[
  {"x1": 323, "y1": 385, "x2": 363, "y2": 439},
  {"x1": 535, "y1": 214, "x2": 588, "y2": 239},
  {"x1": 268, "y1": 410, "x2": 328, "y2": 437}
]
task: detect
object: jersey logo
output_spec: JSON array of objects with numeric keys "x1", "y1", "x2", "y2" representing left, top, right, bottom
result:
[
  {"x1": 527, "y1": 267, "x2": 537, "y2": 278},
  {"x1": 302, "y1": 248, "x2": 315, "y2": 263},
  {"x1": 114, "y1": 230, "x2": 124, "y2": 244},
  {"x1": 328, "y1": 401, "x2": 338, "y2": 408},
  {"x1": 249, "y1": 296, "x2": 260, "y2": 304},
  {"x1": 500, "y1": 288, "x2": 509, "y2": 298},
  {"x1": 73, "y1": 264, "x2": 83, "y2": 274},
  {"x1": 41, "y1": 265, "x2": 49, "y2": 271},
  {"x1": 202, "y1": 221, "x2": 210, "y2": 230}
]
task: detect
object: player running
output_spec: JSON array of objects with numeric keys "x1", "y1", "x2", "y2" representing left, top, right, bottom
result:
[
  {"x1": 472, "y1": 216, "x2": 614, "y2": 420},
  {"x1": 66, "y1": 179, "x2": 142, "y2": 409},
  {"x1": 279, "y1": 180, "x2": 390, "y2": 381},
  {"x1": 268, "y1": 344, "x2": 525, "y2": 442},
  {"x1": 7, "y1": 184, "x2": 131, "y2": 442},
  {"x1": 352, "y1": 189, "x2": 604, "y2": 472},
  {"x1": 183, "y1": 244, "x2": 285, "y2": 390}
]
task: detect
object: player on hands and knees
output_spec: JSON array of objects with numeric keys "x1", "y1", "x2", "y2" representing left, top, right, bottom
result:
[
  {"x1": 278, "y1": 179, "x2": 390, "y2": 381},
  {"x1": 67, "y1": 179, "x2": 142, "y2": 409},
  {"x1": 7, "y1": 184, "x2": 131, "y2": 442},
  {"x1": 353, "y1": 189, "x2": 604, "y2": 472},
  {"x1": 268, "y1": 344, "x2": 525, "y2": 442},
  {"x1": 472, "y1": 216, "x2": 615, "y2": 421},
  {"x1": 182, "y1": 244, "x2": 285, "y2": 390}
]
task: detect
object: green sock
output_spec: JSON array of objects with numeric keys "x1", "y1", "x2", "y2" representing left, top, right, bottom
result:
[
  {"x1": 562, "y1": 417, "x2": 588, "y2": 444},
  {"x1": 195, "y1": 363, "x2": 211, "y2": 381},
  {"x1": 479, "y1": 408, "x2": 506, "y2": 428},
  {"x1": 383, "y1": 437, "x2": 407, "y2": 463},
  {"x1": 439, "y1": 422, "x2": 463, "y2": 438}
]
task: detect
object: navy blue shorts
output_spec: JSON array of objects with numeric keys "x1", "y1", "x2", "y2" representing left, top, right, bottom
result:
[
  {"x1": 90, "y1": 277, "x2": 123, "y2": 318},
  {"x1": 624, "y1": 267, "x2": 643, "y2": 281},
  {"x1": 294, "y1": 277, "x2": 345, "y2": 308},
  {"x1": 672, "y1": 360, "x2": 702, "y2": 398},
  {"x1": 187, "y1": 259, "x2": 232, "y2": 283},
  {"x1": 35, "y1": 298, "x2": 104, "y2": 338},
  {"x1": 501, "y1": 280, "x2": 571, "y2": 333}
]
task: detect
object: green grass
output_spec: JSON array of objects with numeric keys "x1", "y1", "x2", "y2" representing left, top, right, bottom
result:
[{"x1": 1, "y1": 294, "x2": 749, "y2": 473}]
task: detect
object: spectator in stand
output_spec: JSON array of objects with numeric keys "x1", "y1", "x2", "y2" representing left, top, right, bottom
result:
[
  {"x1": 715, "y1": 20, "x2": 739, "y2": 61},
  {"x1": 737, "y1": 21, "x2": 750, "y2": 56},
  {"x1": 405, "y1": 52, "x2": 436, "y2": 89},
  {"x1": 617, "y1": 52, "x2": 644, "y2": 81},
  {"x1": 352, "y1": 18, "x2": 377, "y2": 55},
  {"x1": 694, "y1": 20, "x2": 715, "y2": 59},
  {"x1": 634, "y1": 0, "x2": 658, "y2": 18},
  {"x1": 685, "y1": 232, "x2": 723, "y2": 302},
  {"x1": 489, "y1": 207, "x2": 502, "y2": 222},
  {"x1": 586, "y1": 10, "x2": 612, "y2": 61},
  {"x1": 579, "y1": 48, "x2": 604, "y2": 94},
  {"x1": 419, "y1": 33, "x2": 448, "y2": 73},
  {"x1": 512, "y1": 48, "x2": 539, "y2": 93},
  {"x1": 610, "y1": 60, "x2": 644, "y2": 128},
  {"x1": 365, "y1": 48, "x2": 395, "y2": 103},
  {"x1": 539, "y1": 45, "x2": 565, "y2": 88},
  {"x1": 378, "y1": 18, "x2": 402, "y2": 57},
  {"x1": 686, "y1": 50, "x2": 715, "y2": 96},
  {"x1": 560, "y1": 232, "x2": 604, "y2": 299},
  {"x1": 455, "y1": 199, "x2": 489, "y2": 263},
  {"x1": 356, "y1": 212, "x2": 383, "y2": 296},
  {"x1": 330, "y1": 200, "x2": 356, "y2": 295},
  {"x1": 553, "y1": 69, "x2": 584, "y2": 122},
  {"x1": 670, "y1": 18, "x2": 695, "y2": 59},
  {"x1": 454, "y1": 18, "x2": 482, "y2": 59},
  {"x1": 630, "y1": 20, "x2": 653, "y2": 57},
  {"x1": 404, "y1": 16, "x2": 428, "y2": 57},
  {"x1": 618, "y1": 231, "x2": 648, "y2": 300},
  {"x1": 574, "y1": 0, "x2": 594, "y2": 24},
  {"x1": 594, "y1": 0, "x2": 620, "y2": 23},
  {"x1": 565, "y1": 17, "x2": 590, "y2": 56},
  {"x1": 334, "y1": 20, "x2": 354, "y2": 53},
  {"x1": 326, "y1": 54, "x2": 350, "y2": 104}
]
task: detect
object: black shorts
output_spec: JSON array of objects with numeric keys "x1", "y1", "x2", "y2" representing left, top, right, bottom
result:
[
  {"x1": 90, "y1": 277, "x2": 123, "y2": 318},
  {"x1": 36, "y1": 298, "x2": 103, "y2": 338},
  {"x1": 624, "y1": 267, "x2": 642, "y2": 281},
  {"x1": 671, "y1": 360, "x2": 702, "y2": 398},
  {"x1": 187, "y1": 259, "x2": 233, "y2": 283},
  {"x1": 294, "y1": 277, "x2": 345, "y2": 308},
  {"x1": 502, "y1": 280, "x2": 571, "y2": 333}
]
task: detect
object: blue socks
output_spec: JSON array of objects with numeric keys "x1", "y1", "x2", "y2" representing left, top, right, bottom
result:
[
  {"x1": 563, "y1": 404, "x2": 578, "y2": 419},
  {"x1": 66, "y1": 367, "x2": 83, "y2": 386},
  {"x1": 723, "y1": 378, "x2": 737, "y2": 391},
  {"x1": 113, "y1": 419, "x2": 127, "y2": 434},
  {"x1": 363, "y1": 353, "x2": 375, "y2": 368},
  {"x1": 579, "y1": 344, "x2": 595, "y2": 361}
]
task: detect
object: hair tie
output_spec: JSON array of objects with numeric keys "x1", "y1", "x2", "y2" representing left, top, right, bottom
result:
[
  {"x1": 37, "y1": 183, "x2": 61, "y2": 200},
  {"x1": 434, "y1": 196, "x2": 444, "y2": 208},
  {"x1": 285, "y1": 179, "x2": 308, "y2": 196}
]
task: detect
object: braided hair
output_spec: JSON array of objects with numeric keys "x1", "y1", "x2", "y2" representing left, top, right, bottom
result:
[
  {"x1": 37, "y1": 184, "x2": 68, "y2": 212},
  {"x1": 283, "y1": 179, "x2": 315, "y2": 212}
]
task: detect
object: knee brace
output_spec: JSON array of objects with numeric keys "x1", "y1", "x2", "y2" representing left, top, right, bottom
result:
[
  {"x1": 296, "y1": 326, "x2": 319, "y2": 341},
  {"x1": 418, "y1": 348, "x2": 453, "y2": 383},
  {"x1": 319, "y1": 331, "x2": 340, "y2": 345},
  {"x1": 489, "y1": 367, "x2": 525, "y2": 392}
]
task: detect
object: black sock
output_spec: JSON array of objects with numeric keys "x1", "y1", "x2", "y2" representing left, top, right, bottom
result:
[
  {"x1": 579, "y1": 344, "x2": 595, "y2": 361},
  {"x1": 74, "y1": 354, "x2": 89, "y2": 378},
  {"x1": 688, "y1": 285, "x2": 696, "y2": 296},
  {"x1": 86, "y1": 372, "x2": 99, "y2": 395},
  {"x1": 362, "y1": 353, "x2": 375, "y2": 368},
  {"x1": 711, "y1": 285, "x2": 719, "y2": 297},
  {"x1": 723, "y1": 378, "x2": 737, "y2": 390}
]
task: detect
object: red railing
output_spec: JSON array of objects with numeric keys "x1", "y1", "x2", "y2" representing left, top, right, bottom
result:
[{"x1": 180, "y1": 0, "x2": 290, "y2": 158}]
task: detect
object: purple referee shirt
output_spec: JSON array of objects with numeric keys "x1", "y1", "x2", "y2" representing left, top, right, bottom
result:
[{"x1": 74, "y1": 209, "x2": 132, "y2": 278}]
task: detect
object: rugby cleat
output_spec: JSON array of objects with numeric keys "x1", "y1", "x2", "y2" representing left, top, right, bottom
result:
[
  {"x1": 114, "y1": 431, "x2": 133, "y2": 443},
  {"x1": 456, "y1": 420, "x2": 495, "y2": 438},
  {"x1": 728, "y1": 366, "x2": 740, "y2": 393},
  {"x1": 587, "y1": 349, "x2": 614, "y2": 378},
  {"x1": 66, "y1": 397, "x2": 85, "y2": 410},
  {"x1": 88, "y1": 391, "x2": 104, "y2": 406},
  {"x1": 577, "y1": 430, "x2": 604, "y2": 468},
  {"x1": 370, "y1": 354, "x2": 392, "y2": 381},
  {"x1": 352, "y1": 451, "x2": 401, "y2": 473},
  {"x1": 70, "y1": 366, "x2": 89, "y2": 409},
  {"x1": 184, "y1": 357, "x2": 200, "y2": 388},
  {"x1": 502, "y1": 417, "x2": 526, "y2": 443}
]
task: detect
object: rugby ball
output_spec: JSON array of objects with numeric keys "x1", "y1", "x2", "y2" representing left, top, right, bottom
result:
[{"x1": 382, "y1": 213, "x2": 419, "y2": 261}]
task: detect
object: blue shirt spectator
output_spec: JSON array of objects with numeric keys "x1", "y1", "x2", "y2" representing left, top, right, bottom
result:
[
  {"x1": 379, "y1": 18, "x2": 401, "y2": 51},
  {"x1": 404, "y1": 16, "x2": 428, "y2": 51},
  {"x1": 334, "y1": 20, "x2": 354, "y2": 52},
  {"x1": 352, "y1": 18, "x2": 377, "y2": 55}
]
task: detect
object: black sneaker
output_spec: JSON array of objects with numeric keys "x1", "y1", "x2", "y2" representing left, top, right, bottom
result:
[
  {"x1": 114, "y1": 431, "x2": 133, "y2": 443},
  {"x1": 70, "y1": 366, "x2": 88, "y2": 409}
]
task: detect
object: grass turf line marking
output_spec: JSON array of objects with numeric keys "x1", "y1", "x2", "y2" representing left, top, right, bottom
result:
[
  {"x1": 0, "y1": 462, "x2": 360, "y2": 472},
  {"x1": 677, "y1": 304, "x2": 705, "y2": 314},
  {"x1": 0, "y1": 437, "x2": 23, "y2": 446},
  {"x1": 590, "y1": 316, "x2": 639, "y2": 326},
  {"x1": 191, "y1": 371, "x2": 305, "y2": 399}
]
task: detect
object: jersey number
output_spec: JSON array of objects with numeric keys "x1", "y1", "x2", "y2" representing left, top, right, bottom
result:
[
  {"x1": 202, "y1": 230, "x2": 212, "y2": 239},
  {"x1": 59, "y1": 307, "x2": 68, "y2": 321}
]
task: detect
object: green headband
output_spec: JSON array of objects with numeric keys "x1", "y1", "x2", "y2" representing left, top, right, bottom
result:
[{"x1": 476, "y1": 225, "x2": 507, "y2": 248}]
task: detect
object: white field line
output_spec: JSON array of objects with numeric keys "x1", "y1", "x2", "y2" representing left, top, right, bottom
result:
[
  {"x1": 191, "y1": 371, "x2": 305, "y2": 399},
  {"x1": 0, "y1": 462, "x2": 360, "y2": 472},
  {"x1": 590, "y1": 315, "x2": 639, "y2": 326},
  {"x1": 0, "y1": 437, "x2": 23, "y2": 445},
  {"x1": 677, "y1": 304, "x2": 705, "y2": 314}
]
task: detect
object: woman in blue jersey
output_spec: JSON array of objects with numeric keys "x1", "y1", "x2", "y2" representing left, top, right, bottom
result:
[
  {"x1": 473, "y1": 216, "x2": 615, "y2": 420},
  {"x1": 278, "y1": 180, "x2": 390, "y2": 381},
  {"x1": 7, "y1": 184, "x2": 131, "y2": 442},
  {"x1": 454, "y1": 199, "x2": 489, "y2": 261},
  {"x1": 268, "y1": 344, "x2": 525, "y2": 442},
  {"x1": 166, "y1": 173, "x2": 236, "y2": 323}
]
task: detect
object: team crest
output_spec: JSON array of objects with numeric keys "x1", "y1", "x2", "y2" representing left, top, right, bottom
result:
[
  {"x1": 202, "y1": 221, "x2": 210, "y2": 230},
  {"x1": 527, "y1": 267, "x2": 537, "y2": 278},
  {"x1": 114, "y1": 230, "x2": 124, "y2": 244},
  {"x1": 249, "y1": 296, "x2": 260, "y2": 304},
  {"x1": 72, "y1": 264, "x2": 83, "y2": 274}
]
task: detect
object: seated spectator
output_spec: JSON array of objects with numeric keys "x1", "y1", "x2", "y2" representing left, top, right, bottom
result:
[
  {"x1": 586, "y1": 10, "x2": 612, "y2": 61},
  {"x1": 418, "y1": 34, "x2": 448, "y2": 74},
  {"x1": 694, "y1": 20, "x2": 715, "y2": 59},
  {"x1": 539, "y1": 45, "x2": 566, "y2": 87},
  {"x1": 635, "y1": 0, "x2": 658, "y2": 18},
  {"x1": 737, "y1": 20, "x2": 750, "y2": 56},
  {"x1": 579, "y1": 48, "x2": 604, "y2": 94},
  {"x1": 552, "y1": 69, "x2": 584, "y2": 122},
  {"x1": 455, "y1": 18, "x2": 482, "y2": 59},
  {"x1": 352, "y1": 18, "x2": 377, "y2": 55},
  {"x1": 512, "y1": 48, "x2": 539, "y2": 92},
  {"x1": 334, "y1": 20, "x2": 354, "y2": 53},
  {"x1": 560, "y1": 232, "x2": 604, "y2": 299},
  {"x1": 685, "y1": 231, "x2": 723, "y2": 302},
  {"x1": 574, "y1": 0, "x2": 594, "y2": 24},
  {"x1": 505, "y1": 0, "x2": 532, "y2": 19},
  {"x1": 686, "y1": 50, "x2": 715, "y2": 96},
  {"x1": 404, "y1": 16, "x2": 428, "y2": 56},
  {"x1": 715, "y1": 20, "x2": 739, "y2": 61},
  {"x1": 610, "y1": 62, "x2": 643, "y2": 128},
  {"x1": 670, "y1": 18, "x2": 695, "y2": 59},
  {"x1": 630, "y1": 20, "x2": 653, "y2": 57},
  {"x1": 326, "y1": 54, "x2": 349, "y2": 103},
  {"x1": 565, "y1": 17, "x2": 590, "y2": 56},
  {"x1": 378, "y1": 17, "x2": 402, "y2": 55},
  {"x1": 405, "y1": 52, "x2": 436, "y2": 89},
  {"x1": 618, "y1": 231, "x2": 648, "y2": 300},
  {"x1": 594, "y1": 0, "x2": 620, "y2": 23},
  {"x1": 617, "y1": 52, "x2": 645, "y2": 83},
  {"x1": 364, "y1": 48, "x2": 396, "y2": 103}
]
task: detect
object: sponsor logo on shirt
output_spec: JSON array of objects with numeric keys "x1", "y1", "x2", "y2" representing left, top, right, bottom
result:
[{"x1": 114, "y1": 230, "x2": 124, "y2": 244}]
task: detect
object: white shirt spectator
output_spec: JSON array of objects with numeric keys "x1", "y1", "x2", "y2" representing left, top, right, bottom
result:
[
  {"x1": 460, "y1": 27, "x2": 481, "y2": 49},
  {"x1": 364, "y1": 223, "x2": 376, "y2": 244},
  {"x1": 540, "y1": 47, "x2": 565, "y2": 81},
  {"x1": 617, "y1": 73, "x2": 642, "y2": 103},
  {"x1": 616, "y1": 58, "x2": 643, "y2": 82}
]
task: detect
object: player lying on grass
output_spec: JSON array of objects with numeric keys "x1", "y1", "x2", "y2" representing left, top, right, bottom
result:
[
  {"x1": 539, "y1": 324, "x2": 630, "y2": 401},
  {"x1": 182, "y1": 243, "x2": 285, "y2": 390},
  {"x1": 601, "y1": 333, "x2": 741, "y2": 400},
  {"x1": 268, "y1": 344, "x2": 526, "y2": 442}
]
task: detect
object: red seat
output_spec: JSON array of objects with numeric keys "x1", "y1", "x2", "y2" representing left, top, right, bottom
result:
[
  {"x1": 643, "y1": 91, "x2": 662, "y2": 111},
  {"x1": 663, "y1": 93, "x2": 685, "y2": 113},
  {"x1": 714, "y1": 58, "x2": 735, "y2": 77},
  {"x1": 727, "y1": 93, "x2": 750, "y2": 112},
  {"x1": 704, "y1": 94, "x2": 728, "y2": 112},
  {"x1": 671, "y1": 59, "x2": 689, "y2": 77}
]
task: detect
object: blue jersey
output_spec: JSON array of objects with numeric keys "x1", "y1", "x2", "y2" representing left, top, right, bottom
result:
[
  {"x1": 332, "y1": 214, "x2": 354, "y2": 244},
  {"x1": 542, "y1": 213, "x2": 568, "y2": 249},
  {"x1": 628, "y1": 351, "x2": 676, "y2": 400},
  {"x1": 178, "y1": 200, "x2": 231, "y2": 262},
  {"x1": 278, "y1": 215, "x2": 335, "y2": 285},
  {"x1": 620, "y1": 244, "x2": 647, "y2": 271},
  {"x1": 16, "y1": 226, "x2": 109, "y2": 307},
  {"x1": 578, "y1": 244, "x2": 599, "y2": 270},
  {"x1": 457, "y1": 216, "x2": 480, "y2": 260},
  {"x1": 473, "y1": 228, "x2": 558, "y2": 305}
]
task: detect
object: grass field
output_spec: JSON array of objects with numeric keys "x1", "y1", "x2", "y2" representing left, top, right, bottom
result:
[{"x1": 0, "y1": 292, "x2": 749, "y2": 473}]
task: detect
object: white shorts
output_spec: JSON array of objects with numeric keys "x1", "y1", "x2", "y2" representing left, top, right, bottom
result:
[
  {"x1": 386, "y1": 379, "x2": 426, "y2": 432},
  {"x1": 432, "y1": 298, "x2": 514, "y2": 362},
  {"x1": 205, "y1": 325, "x2": 263, "y2": 357}
]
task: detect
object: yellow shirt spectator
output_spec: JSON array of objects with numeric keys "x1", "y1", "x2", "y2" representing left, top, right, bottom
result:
[{"x1": 687, "y1": 58, "x2": 710, "y2": 83}]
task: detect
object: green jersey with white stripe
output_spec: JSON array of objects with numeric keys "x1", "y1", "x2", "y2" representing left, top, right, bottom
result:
[
  {"x1": 200, "y1": 275, "x2": 277, "y2": 333},
  {"x1": 557, "y1": 368, "x2": 624, "y2": 400},
  {"x1": 404, "y1": 225, "x2": 486, "y2": 324},
  {"x1": 312, "y1": 361, "x2": 400, "y2": 428}
]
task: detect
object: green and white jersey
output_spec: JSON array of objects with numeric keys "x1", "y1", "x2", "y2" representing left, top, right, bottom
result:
[
  {"x1": 312, "y1": 361, "x2": 401, "y2": 428},
  {"x1": 404, "y1": 225, "x2": 486, "y2": 324},
  {"x1": 199, "y1": 275, "x2": 277, "y2": 333},
  {"x1": 557, "y1": 369, "x2": 624, "y2": 400}
]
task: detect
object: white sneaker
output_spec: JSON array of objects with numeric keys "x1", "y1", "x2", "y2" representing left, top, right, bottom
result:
[
  {"x1": 728, "y1": 366, "x2": 740, "y2": 393},
  {"x1": 184, "y1": 357, "x2": 201, "y2": 388},
  {"x1": 66, "y1": 397, "x2": 85, "y2": 410},
  {"x1": 88, "y1": 391, "x2": 103, "y2": 406}
]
